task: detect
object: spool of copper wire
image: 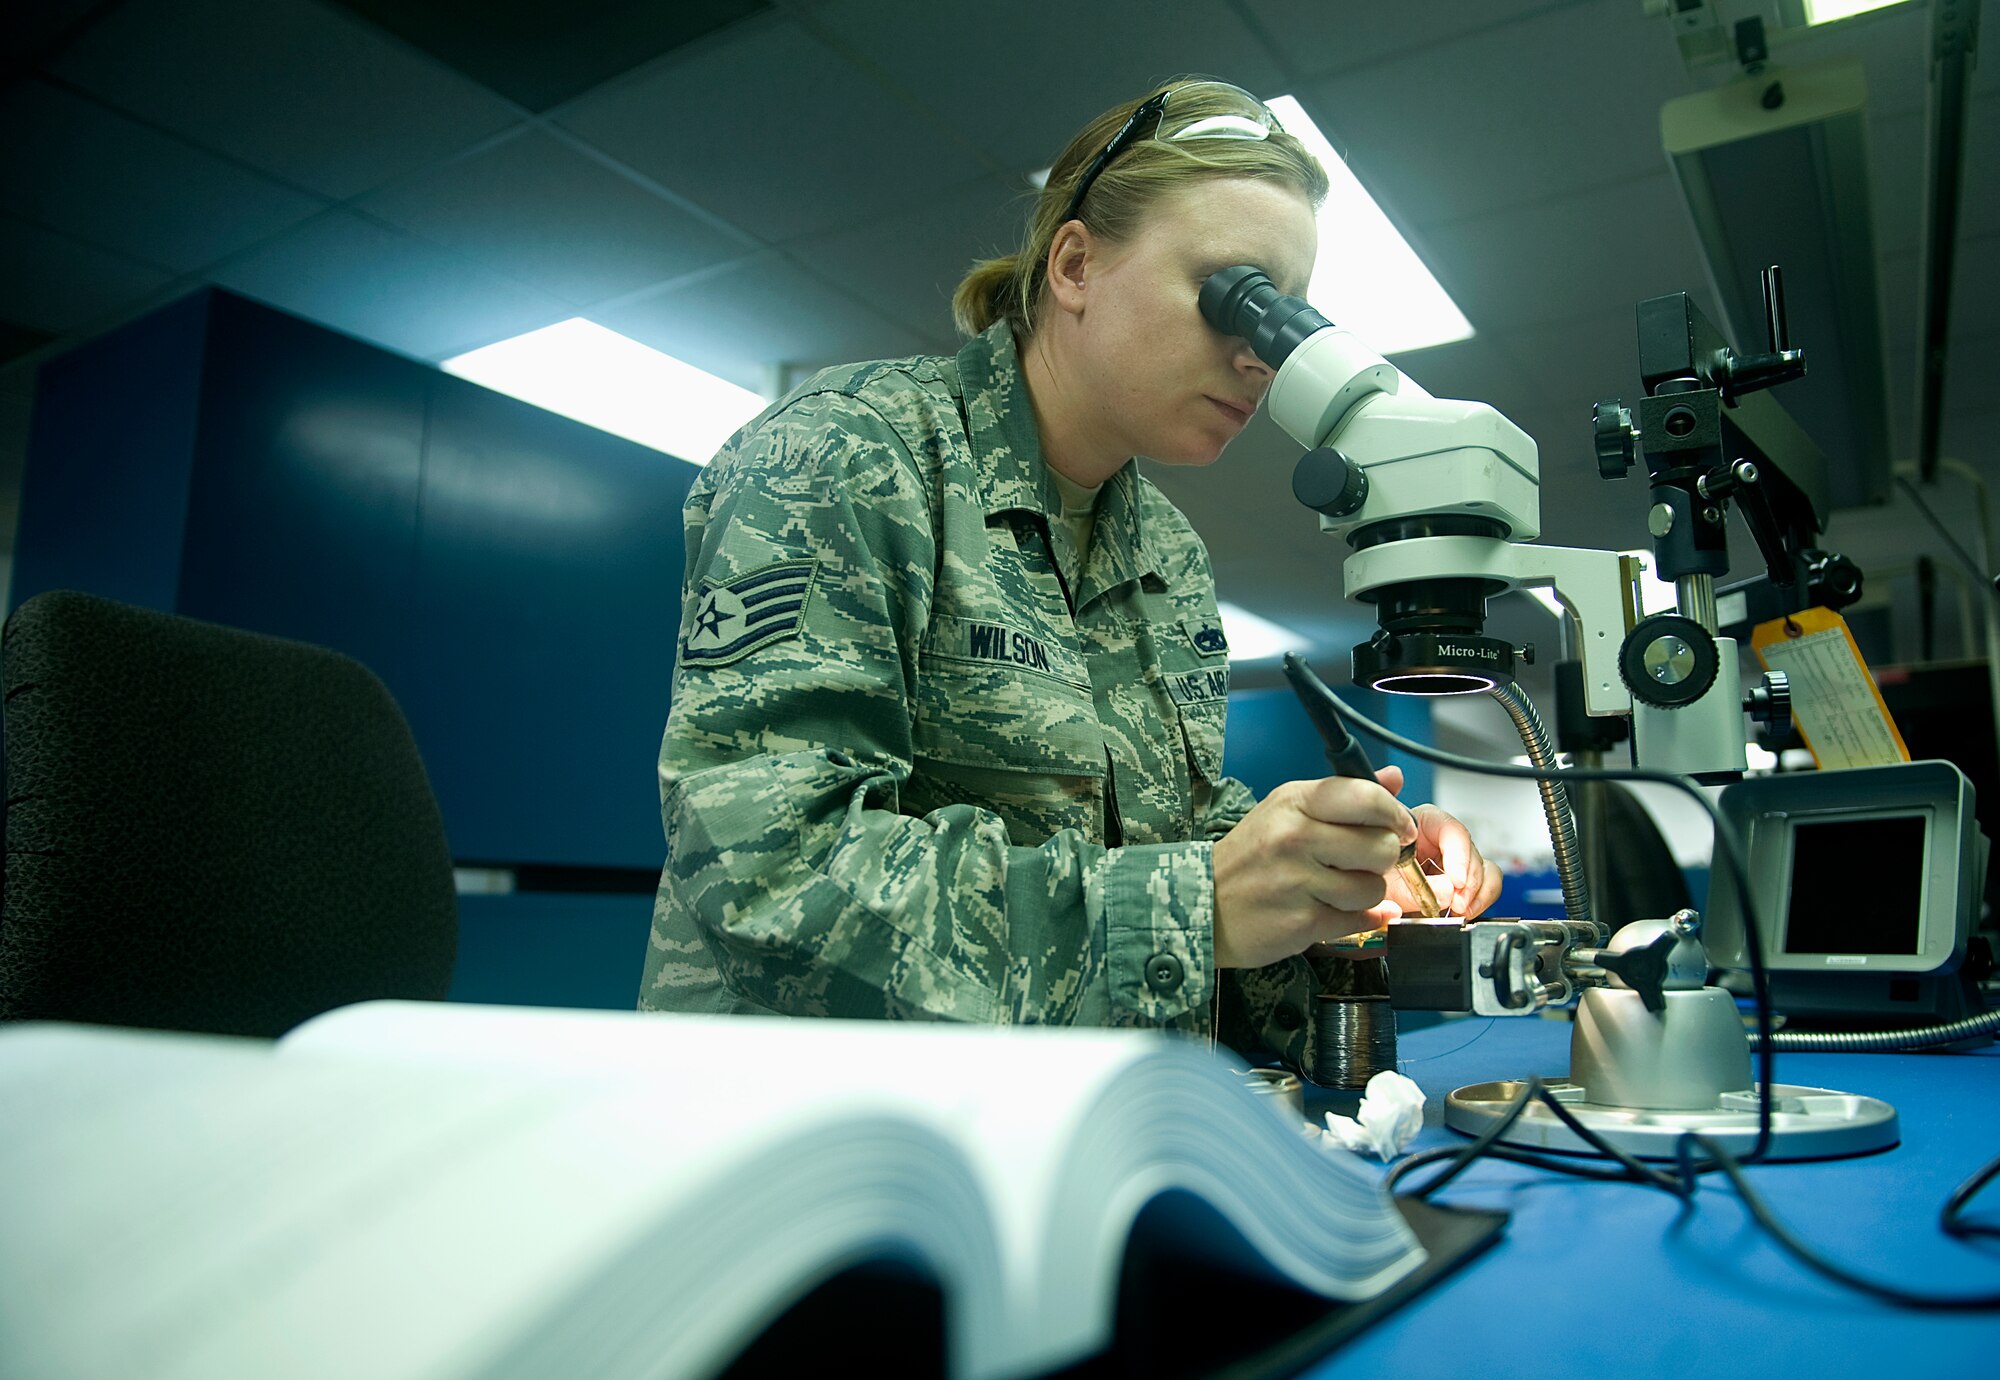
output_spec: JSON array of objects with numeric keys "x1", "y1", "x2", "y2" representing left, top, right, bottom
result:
[{"x1": 1312, "y1": 994, "x2": 1397, "y2": 1090}]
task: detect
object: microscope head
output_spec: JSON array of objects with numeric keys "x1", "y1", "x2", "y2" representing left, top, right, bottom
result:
[{"x1": 1200, "y1": 266, "x2": 1546, "y2": 696}]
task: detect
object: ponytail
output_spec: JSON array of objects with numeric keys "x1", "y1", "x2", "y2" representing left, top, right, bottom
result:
[{"x1": 951, "y1": 255, "x2": 1018, "y2": 336}]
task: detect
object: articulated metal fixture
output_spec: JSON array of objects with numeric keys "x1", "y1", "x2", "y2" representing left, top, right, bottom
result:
[{"x1": 1386, "y1": 909, "x2": 1705, "y2": 1018}]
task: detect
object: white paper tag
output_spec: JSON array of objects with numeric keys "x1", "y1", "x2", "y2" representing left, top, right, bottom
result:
[{"x1": 1752, "y1": 611, "x2": 1907, "y2": 770}]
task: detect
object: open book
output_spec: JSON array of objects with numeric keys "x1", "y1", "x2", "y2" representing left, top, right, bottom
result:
[{"x1": 0, "y1": 1003, "x2": 1502, "y2": 1380}]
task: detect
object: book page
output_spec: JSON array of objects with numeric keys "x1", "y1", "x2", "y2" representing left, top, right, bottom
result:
[
  {"x1": 288, "y1": 1002, "x2": 1426, "y2": 1380},
  {"x1": 285, "y1": 1000, "x2": 1151, "y2": 1369},
  {"x1": 0, "y1": 1022, "x2": 995, "y2": 1380}
]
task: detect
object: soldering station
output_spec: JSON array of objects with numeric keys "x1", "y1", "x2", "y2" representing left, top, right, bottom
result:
[{"x1": 1194, "y1": 220, "x2": 2000, "y2": 1307}]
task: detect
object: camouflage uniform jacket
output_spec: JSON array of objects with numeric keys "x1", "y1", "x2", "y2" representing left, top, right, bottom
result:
[{"x1": 640, "y1": 322, "x2": 1336, "y2": 1068}]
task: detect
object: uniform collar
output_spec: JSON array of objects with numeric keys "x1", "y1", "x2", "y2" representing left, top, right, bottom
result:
[{"x1": 956, "y1": 322, "x2": 1160, "y2": 606}]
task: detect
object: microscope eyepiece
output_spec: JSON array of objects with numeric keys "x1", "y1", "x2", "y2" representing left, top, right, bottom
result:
[{"x1": 1199, "y1": 266, "x2": 1332, "y2": 369}]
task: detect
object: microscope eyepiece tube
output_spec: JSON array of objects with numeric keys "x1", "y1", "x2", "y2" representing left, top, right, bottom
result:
[
  {"x1": 1198, "y1": 265, "x2": 1333, "y2": 368},
  {"x1": 1200, "y1": 267, "x2": 1400, "y2": 450}
]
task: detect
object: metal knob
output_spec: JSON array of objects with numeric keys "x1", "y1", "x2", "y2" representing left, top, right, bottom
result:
[
  {"x1": 1617, "y1": 613, "x2": 1720, "y2": 710},
  {"x1": 1292, "y1": 447, "x2": 1370, "y2": 518},
  {"x1": 1593, "y1": 399, "x2": 1639, "y2": 479},
  {"x1": 1746, "y1": 668, "x2": 1792, "y2": 745}
]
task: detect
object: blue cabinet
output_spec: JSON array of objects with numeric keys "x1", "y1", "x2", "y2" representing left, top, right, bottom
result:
[{"x1": 12, "y1": 288, "x2": 697, "y2": 875}]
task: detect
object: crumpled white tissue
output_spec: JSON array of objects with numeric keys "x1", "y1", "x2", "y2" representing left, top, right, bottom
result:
[{"x1": 1321, "y1": 1070, "x2": 1426, "y2": 1161}]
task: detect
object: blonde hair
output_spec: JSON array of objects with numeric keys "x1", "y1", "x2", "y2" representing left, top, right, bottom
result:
[{"x1": 952, "y1": 79, "x2": 1329, "y2": 338}]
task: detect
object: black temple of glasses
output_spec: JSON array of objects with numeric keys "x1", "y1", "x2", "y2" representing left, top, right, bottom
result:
[{"x1": 1059, "y1": 91, "x2": 1171, "y2": 225}]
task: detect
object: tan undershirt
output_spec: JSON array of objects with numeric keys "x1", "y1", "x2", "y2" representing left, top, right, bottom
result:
[{"x1": 1047, "y1": 464, "x2": 1102, "y2": 570}]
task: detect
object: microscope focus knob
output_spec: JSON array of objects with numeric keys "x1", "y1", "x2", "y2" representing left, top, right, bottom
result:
[
  {"x1": 1746, "y1": 668, "x2": 1792, "y2": 744},
  {"x1": 1292, "y1": 447, "x2": 1370, "y2": 518},
  {"x1": 1593, "y1": 399, "x2": 1638, "y2": 480},
  {"x1": 1618, "y1": 613, "x2": 1719, "y2": 709}
]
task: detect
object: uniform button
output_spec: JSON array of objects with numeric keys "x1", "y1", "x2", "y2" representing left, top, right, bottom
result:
[
  {"x1": 1145, "y1": 953, "x2": 1185, "y2": 994},
  {"x1": 1273, "y1": 1002, "x2": 1302, "y2": 1031}
]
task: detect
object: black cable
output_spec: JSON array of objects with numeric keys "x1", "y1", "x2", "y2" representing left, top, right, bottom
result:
[
  {"x1": 1895, "y1": 473, "x2": 1999, "y2": 600},
  {"x1": 1943, "y1": 1149, "x2": 2000, "y2": 1241},
  {"x1": 1320, "y1": 676, "x2": 2000, "y2": 1311},
  {"x1": 1393, "y1": 1139, "x2": 1662, "y2": 1192},
  {"x1": 1390, "y1": 1076, "x2": 1538, "y2": 1198},
  {"x1": 1690, "y1": 1133, "x2": 2000, "y2": 1312},
  {"x1": 1391, "y1": 1076, "x2": 1688, "y2": 1200}
]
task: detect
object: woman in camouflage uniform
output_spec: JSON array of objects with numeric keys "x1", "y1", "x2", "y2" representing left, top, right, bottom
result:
[{"x1": 642, "y1": 79, "x2": 1502, "y2": 1071}]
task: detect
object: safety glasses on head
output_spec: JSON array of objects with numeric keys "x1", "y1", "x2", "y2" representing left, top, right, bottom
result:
[{"x1": 1059, "y1": 81, "x2": 1283, "y2": 226}]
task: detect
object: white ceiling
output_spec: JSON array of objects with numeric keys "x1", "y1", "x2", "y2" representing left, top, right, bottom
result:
[{"x1": 1, "y1": 0, "x2": 1994, "y2": 699}]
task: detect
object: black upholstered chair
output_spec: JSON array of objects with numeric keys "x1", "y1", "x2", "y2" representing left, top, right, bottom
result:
[{"x1": 0, "y1": 590, "x2": 456, "y2": 1037}]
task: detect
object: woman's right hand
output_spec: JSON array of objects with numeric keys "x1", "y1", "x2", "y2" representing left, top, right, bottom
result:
[{"x1": 1210, "y1": 771, "x2": 1416, "y2": 969}]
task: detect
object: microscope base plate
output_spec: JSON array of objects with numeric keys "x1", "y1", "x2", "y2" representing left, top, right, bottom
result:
[{"x1": 1443, "y1": 1079, "x2": 1899, "y2": 1160}]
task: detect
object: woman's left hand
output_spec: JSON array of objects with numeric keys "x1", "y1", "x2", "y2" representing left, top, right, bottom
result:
[{"x1": 1373, "y1": 766, "x2": 1502, "y2": 919}]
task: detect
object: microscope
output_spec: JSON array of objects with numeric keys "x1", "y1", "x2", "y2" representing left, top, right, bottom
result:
[{"x1": 1200, "y1": 264, "x2": 1931, "y2": 1158}]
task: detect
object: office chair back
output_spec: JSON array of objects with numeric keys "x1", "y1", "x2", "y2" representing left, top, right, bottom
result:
[{"x1": 0, "y1": 590, "x2": 456, "y2": 1037}]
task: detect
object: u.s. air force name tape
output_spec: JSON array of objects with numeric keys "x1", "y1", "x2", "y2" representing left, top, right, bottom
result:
[
  {"x1": 682, "y1": 558, "x2": 819, "y2": 667},
  {"x1": 1164, "y1": 666, "x2": 1230, "y2": 705}
]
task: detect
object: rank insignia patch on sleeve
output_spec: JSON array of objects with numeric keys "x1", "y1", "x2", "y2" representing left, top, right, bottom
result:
[
  {"x1": 1183, "y1": 619, "x2": 1229, "y2": 657},
  {"x1": 682, "y1": 558, "x2": 819, "y2": 666}
]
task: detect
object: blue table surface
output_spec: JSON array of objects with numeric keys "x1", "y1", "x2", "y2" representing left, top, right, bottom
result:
[{"x1": 1298, "y1": 1014, "x2": 2000, "y2": 1378}]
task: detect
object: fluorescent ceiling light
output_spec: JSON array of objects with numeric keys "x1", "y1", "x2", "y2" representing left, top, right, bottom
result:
[
  {"x1": 442, "y1": 318, "x2": 767, "y2": 466},
  {"x1": 1266, "y1": 94, "x2": 1474, "y2": 355},
  {"x1": 1803, "y1": 0, "x2": 1907, "y2": 24},
  {"x1": 1217, "y1": 600, "x2": 1310, "y2": 662}
]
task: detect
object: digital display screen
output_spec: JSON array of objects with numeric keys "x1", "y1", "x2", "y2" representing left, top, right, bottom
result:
[{"x1": 1783, "y1": 815, "x2": 1926, "y2": 955}]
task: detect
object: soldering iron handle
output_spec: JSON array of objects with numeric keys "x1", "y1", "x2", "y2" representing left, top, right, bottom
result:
[{"x1": 1281, "y1": 652, "x2": 1378, "y2": 780}]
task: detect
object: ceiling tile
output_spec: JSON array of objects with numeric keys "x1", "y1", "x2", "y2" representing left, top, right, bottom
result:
[
  {"x1": 1296, "y1": 2, "x2": 1689, "y2": 231},
  {"x1": 0, "y1": 320, "x2": 57, "y2": 369},
  {"x1": 0, "y1": 215, "x2": 178, "y2": 333},
  {"x1": 1875, "y1": 227, "x2": 2000, "y2": 427},
  {"x1": 0, "y1": 80, "x2": 327, "y2": 274},
  {"x1": 327, "y1": 0, "x2": 770, "y2": 114},
  {"x1": 1890, "y1": 325, "x2": 2000, "y2": 465},
  {"x1": 0, "y1": 359, "x2": 44, "y2": 403},
  {"x1": 209, "y1": 209, "x2": 574, "y2": 360},
  {"x1": 1500, "y1": 306, "x2": 1669, "y2": 433},
  {"x1": 1879, "y1": 295, "x2": 1919, "y2": 429},
  {"x1": 1868, "y1": 107, "x2": 1932, "y2": 263},
  {"x1": 354, "y1": 129, "x2": 754, "y2": 308},
  {"x1": 1420, "y1": 171, "x2": 1713, "y2": 337},
  {"x1": 784, "y1": 173, "x2": 1031, "y2": 341},
  {"x1": 592, "y1": 252, "x2": 926, "y2": 394},
  {"x1": 1940, "y1": 393, "x2": 1999, "y2": 468},
  {"x1": 51, "y1": 0, "x2": 522, "y2": 200},
  {"x1": 803, "y1": 0, "x2": 1287, "y2": 171},
  {"x1": 557, "y1": 16, "x2": 983, "y2": 243},
  {"x1": 1386, "y1": 334, "x2": 1547, "y2": 425},
  {"x1": 1237, "y1": 0, "x2": 1578, "y2": 81}
]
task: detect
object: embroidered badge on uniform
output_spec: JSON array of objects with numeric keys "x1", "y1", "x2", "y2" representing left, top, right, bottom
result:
[
  {"x1": 682, "y1": 558, "x2": 819, "y2": 667},
  {"x1": 1184, "y1": 619, "x2": 1229, "y2": 656}
]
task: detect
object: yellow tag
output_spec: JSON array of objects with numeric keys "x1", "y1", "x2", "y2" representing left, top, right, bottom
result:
[{"x1": 1750, "y1": 608, "x2": 1908, "y2": 769}]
